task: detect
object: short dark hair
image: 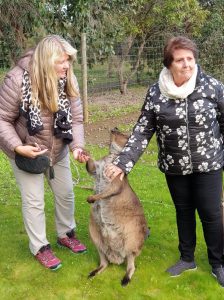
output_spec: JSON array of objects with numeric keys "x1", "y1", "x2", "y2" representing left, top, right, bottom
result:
[{"x1": 163, "y1": 36, "x2": 198, "y2": 68}]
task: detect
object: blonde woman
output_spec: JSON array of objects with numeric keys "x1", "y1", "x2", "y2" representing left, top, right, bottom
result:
[{"x1": 0, "y1": 35, "x2": 89, "y2": 270}]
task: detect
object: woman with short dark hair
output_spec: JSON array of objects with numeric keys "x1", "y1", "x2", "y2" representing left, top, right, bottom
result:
[{"x1": 106, "y1": 36, "x2": 224, "y2": 287}]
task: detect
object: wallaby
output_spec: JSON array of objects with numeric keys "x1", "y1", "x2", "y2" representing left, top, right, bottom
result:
[{"x1": 86, "y1": 128, "x2": 149, "y2": 286}]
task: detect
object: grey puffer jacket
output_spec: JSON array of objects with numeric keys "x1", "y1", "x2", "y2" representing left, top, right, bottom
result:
[
  {"x1": 114, "y1": 66, "x2": 224, "y2": 175},
  {"x1": 0, "y1": 50, "x2": 85, "y2": 163}
]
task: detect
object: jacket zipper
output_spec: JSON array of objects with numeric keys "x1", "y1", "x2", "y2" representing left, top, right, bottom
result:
[
  {"x1": 185, "y1": 99, "x2": 193, "y2": 172},
  {"x1": 49, "y1": 116, "x2": 55, "y2": 179}
]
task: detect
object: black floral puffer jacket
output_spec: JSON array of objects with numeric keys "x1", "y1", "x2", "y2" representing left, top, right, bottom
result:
[{"x1": 114, "y1": 66, "x2": 224, "y2": 175}]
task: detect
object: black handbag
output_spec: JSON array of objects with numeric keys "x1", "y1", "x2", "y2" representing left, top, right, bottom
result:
[{"x1": 15, "y1": 153, "x2": 50, "y2": 174}]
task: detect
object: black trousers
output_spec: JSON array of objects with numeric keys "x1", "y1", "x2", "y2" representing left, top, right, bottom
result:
[{"x1": 166, "y1": 169, "x2": 223, "y2": 268}]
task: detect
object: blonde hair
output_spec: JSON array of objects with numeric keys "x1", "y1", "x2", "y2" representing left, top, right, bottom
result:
[{"x1": 30, "y1": 35, "x2": 79, "y2": 112}]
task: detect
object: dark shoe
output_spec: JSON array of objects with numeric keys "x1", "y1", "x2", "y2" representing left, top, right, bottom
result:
[
  {"x1": 57, "y1": 230, "x2": 87, "y2": 253},
  {"x1": 212, "y1": 266, "x2": 224, "y2": 287},
  {"x1": 166, "y1": 259, "x2": 197, "y2": 277},
  {"x1": 35, "y1": 244, "x2": 62, "y2": 270}
]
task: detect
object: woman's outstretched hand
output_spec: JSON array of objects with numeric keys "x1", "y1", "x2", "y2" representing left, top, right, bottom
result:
[
  {"x1": 104, "y1": 163, "x2": 124, "y2": 181},
  {"x1": 73, "y1": 148, "x2": 89, "y2": 163}
]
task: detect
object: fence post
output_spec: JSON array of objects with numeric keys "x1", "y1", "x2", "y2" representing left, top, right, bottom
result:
[{"x1": 81, "y1": 32, "x2": 88, "y2": 123}]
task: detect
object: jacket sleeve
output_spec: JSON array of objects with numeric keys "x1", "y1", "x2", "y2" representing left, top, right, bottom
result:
[
  {"x1": 217, "y1": 82, "x2": 224, "y2": 136},
  {"x1": 69, "y1": 75, "x2": 85, "y2": 151},
  {"x1": 113, "y1": 86, "x2": 156, "y2": 174},
  {"x1": 0, "y1": 71, "x2": 23, "y2": 154}
]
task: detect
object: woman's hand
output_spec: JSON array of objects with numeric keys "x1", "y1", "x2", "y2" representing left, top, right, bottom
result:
[
  {"x1": 73, "y1": 148, "x2": 89, "y2": 163},
  {"x1": 14, "y1": 143, "x2": 48, "y2": 158},
  {"x1": 104, "y1": 163, "x2": 124, "y2": 181}
]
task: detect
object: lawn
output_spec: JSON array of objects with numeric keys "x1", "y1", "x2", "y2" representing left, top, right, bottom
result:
[{"x1": 0, "y1": 120, "x2": 224, "y2": 299}]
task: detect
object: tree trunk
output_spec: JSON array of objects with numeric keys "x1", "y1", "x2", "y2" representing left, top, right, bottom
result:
[
  {"x1": 117, "y1": 60, "x2": 129, "y2": 95},
  {"x1": 116, "y1": 35, "x2": 134, "y2": 94},
  {"x1": 114, "y1": 35, "x2": 147, "y2": 95},
  {"x1": 107, "y1": 56, "x2": 113, "y2": 78},
  {"x1": 81, "y1": 33, "x2": 88, "y2": 123},
  {"x1": 120, "y1": 80, "x2": 128, "y2": 95}
]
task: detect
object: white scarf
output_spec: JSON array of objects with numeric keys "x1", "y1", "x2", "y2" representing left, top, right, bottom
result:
[{"x1": 158, "y1": 65, "x2": 198, "y2": 99}]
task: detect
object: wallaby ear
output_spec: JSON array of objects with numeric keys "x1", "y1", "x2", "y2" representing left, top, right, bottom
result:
[{"x1": 111, "y1": 127, "x2": 120, "y2": 134}]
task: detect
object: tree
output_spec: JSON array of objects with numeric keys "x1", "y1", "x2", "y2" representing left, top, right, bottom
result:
[
  {"x1": 48, "y1": 0, "x2": 208, "y2": 94},
  {"x1": 47, "y1": 0, "x2": 122, "y2": 63},
  {"x1": 46, "y1": 0, "x2": 209, "y2": 94},
  {"x1": 0, "y1": 0, "x2": 48, "y2": 66},
  {"x1": 109, "y1": 0, "x2": 208, "y2": 94},
  {"x1": 198, "y1": 0, "x2": 224, "y2": 80}
]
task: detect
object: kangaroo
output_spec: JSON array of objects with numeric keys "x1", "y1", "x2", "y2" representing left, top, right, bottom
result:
[{"x1": 86, "y1": 128, "x2": 149, "y2": 286}]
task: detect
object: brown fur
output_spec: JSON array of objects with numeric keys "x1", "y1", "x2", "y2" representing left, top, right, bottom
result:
[{"x1": 86, "y1": 128, "x2": 149, "y2": 286}]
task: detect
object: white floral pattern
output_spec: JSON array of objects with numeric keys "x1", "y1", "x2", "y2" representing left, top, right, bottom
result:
[{"x1": 114, "y1": 66, "x2": 224, "y2": 175}]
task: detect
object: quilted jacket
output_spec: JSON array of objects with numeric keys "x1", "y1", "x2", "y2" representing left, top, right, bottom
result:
[
  {"x1": 114, "y1": 66, "x2": 224, "y2": 175},
  {"x1": 0, "y1": 50, "x2": 85, "y2": 163}
]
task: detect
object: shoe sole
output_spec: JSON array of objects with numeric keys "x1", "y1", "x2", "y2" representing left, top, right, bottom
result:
[
  {"x1": 50, "y1": 263, "x2": 62, "y2": 271},
  {"x1": 168, "y1": 266, "x2": 197, "y2": 277},
  {"x1": 57, "y1": 243, "x2": 87, "y2": 254},
  {"x1": 212, "y1": 272, "x2": 224, "y2": 288}
]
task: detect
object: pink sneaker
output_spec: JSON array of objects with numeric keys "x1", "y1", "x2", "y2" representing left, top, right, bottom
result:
[
  {"x1": 35, "y1": 244, "x2": 62, "y2": 270},
  {"x1": 57, "y1": 230, "x2": 87, "y2": 253}
]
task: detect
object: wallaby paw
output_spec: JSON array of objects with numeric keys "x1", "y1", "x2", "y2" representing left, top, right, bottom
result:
[
  {"x1": 87, "y1": 196, "x2": 95, "y2": 203},
  {"x1": 121, "y1": 275, "x2": 131, "y2": 286},
  {"x1": 88, "y1": 269, "x2": 98, "y2": 278}
]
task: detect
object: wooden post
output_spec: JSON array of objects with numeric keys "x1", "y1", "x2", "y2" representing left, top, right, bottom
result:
[{"x1": 81, "y1": 32, "x2": 88, "y2": 123}]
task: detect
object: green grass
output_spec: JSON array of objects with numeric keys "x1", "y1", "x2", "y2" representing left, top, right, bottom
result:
[
  {"x1": 88, "y1": 102, "x2": 141, "y2": 124},
  {"x1": 0, "y1": 68, "x2": 8, "y2": 84},
  {"x1": 1, "y1": 121, "x2": 224, "y2": 299}
]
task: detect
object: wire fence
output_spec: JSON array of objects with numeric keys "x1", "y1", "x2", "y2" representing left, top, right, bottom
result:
[
  {"x1": 76, "y1": 41, "x2": 165, "y2": 95},
  {"x1": 77, "y1": 36, "x2": 224, "y2": 95},
  {"x1": 1, "y1": 36, "x2": 224, "y2": 96}
]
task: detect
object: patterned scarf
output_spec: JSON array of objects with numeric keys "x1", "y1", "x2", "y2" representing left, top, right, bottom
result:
[{"x1": 20, "y1": 70, "x2": 73, "y2": 144}]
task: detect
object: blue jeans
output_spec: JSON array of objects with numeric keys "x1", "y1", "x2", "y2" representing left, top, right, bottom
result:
[{"x1": 166, "y1": 169, "x2": 223, "y2": 268}]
